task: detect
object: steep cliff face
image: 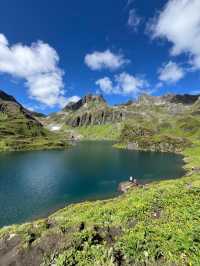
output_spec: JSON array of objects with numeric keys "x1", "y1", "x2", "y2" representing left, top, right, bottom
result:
[
  {"x1": 44, "y1": 93, "x2": 200, "y2": 132},
  {"x1": 46, "y1": 94, "x2": 125, "y2": 128},
  {"x1": 63, "y1": 94, "x2": 106, "y2": 111},
  {"x1": 66, "y1": 108, "x2": 124, "y2": 127},
  {"x1": 63, "y1": 94, "x2": 124, "y2": 127}
]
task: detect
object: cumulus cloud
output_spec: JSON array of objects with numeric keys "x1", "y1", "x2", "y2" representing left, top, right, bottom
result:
[
  {"x1": 96, "y1": 77, "x2": 113, "y2": 94},
  {"x1": 65, "y1": 96, "x2": 80, "y2": 104},
  {"x1": 158, "y1": 61, "x2": 185, "y2": 83},
  {"x1": 149, "y1": 0, "x2": 200, "y2": 69},
  {"x1": 0, "y1": 33, "x2": 76, "y2": 108},
  {"x1": 128, "y1": 9, "x2": 141, "y2": 31},
  {"x1": 84, "y1": 50, "x2": 129, "y2": 71},
  {"x1": 96, "y1": 72, "x2": 148, "y2": 96}
]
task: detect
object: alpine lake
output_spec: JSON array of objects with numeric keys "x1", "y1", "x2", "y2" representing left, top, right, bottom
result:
[{"x1": 0, "y1": 141, "x2": 185, "y2": 227}]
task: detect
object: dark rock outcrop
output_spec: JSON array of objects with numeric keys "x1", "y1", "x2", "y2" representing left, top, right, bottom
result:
[
  {"x1": 47, "y1": 93, "x2": 200, "y2": 129},
  {"x1": 0, "y1": 90, "x2": 18, "y2": 103},
  {"x1": 63, "y1": 94, "x2": 106, "y2": 111},
  {"x1": 166, "y1": 94, "x2": 200, "y2": 105},
  {"x1": 68, "y1": 109, "x2": 124, "y2": 127},
  {"x1": 138, "y1": 93, "x2": 200, "y2": 106}
]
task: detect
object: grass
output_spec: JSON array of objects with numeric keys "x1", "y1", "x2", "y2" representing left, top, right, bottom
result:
[
  {"x1": 76, "y1": 123, "x2": 122, "y2": 140},
  {"x1": 1, "y1": 107, "x2": 200, "y2": 265},
  {"x1": 0, "y1": 134, "x2": 200, "y2": 265},
  {"x1": 1, "y1": 169, "x2": 200, "y2": 265},
  {"x1": 0, "y1": 115, "x2": 69, "y2": 152}
]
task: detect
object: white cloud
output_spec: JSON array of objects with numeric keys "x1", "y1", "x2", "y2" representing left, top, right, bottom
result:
[
  {"x1": 96, "y1": 77, "x2": 113, "y2": 94},
  {"x1": 96, "y1": 72, "x2": 148, "y2": 96},
  {"x1": 149, "y1": 0, "x2": 200, "y2": 69},
  {"x1": 128, "y1": 9, "x2": 141, "y2": 31},
  {"x1": 0, "y1": 33, "x2": 71, "y2": 107},
  {"x1": 84, "y1": 50, "x2": 129, "y2": 71},
  {"x1": 158, "y1": 61, "x2": 185, "y2": 83},
  {"x1": 155, "y1": 82, "x2": 164, "y2": 89},
  {"x1": 0, "y1": 34, "x2": 8, "y2": 46},
  {"x1": 65, "y1": 96, "x2": 80, "y2": 104}
]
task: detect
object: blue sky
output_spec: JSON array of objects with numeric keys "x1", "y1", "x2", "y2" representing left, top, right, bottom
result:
[{"x1": 0, "y1": 0, "x2": 200, "y2": 113}]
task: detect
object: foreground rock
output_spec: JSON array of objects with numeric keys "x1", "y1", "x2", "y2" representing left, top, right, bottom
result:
[{"x1": 118, "y1": 181, "x2": 139, "y2": 193}]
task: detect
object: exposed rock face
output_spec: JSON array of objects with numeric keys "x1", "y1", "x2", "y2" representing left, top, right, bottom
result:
[
  {"x1": 62, "y1": 94, "x2": 125, "y2": 127},
  {"x1": 46, "y1": 93, "x2": 200, "y2": 129},
  {"x1": 120, "y1": 124, "x2": 192, "y2": 153},
  {"x1": 166, "y1": 94, "x2": 200, "y2": 105},
  {"x1": 0, "y1": 90, "x2": 17, "y2": 102},
  {"x1": 138, "y1": 93, "x2": 200, "y2": 106},
  {"x1": 118, "y1": 181, "x2": 138, "y2": 193},
  {"x1": 67, "y1": 109, "x2": 124, "y2": 127},
  {"x1": 127, "y1": 137, "x2": 190, "y2": 153},
  {"x1": 63, "y1": 94, "x2": 106, "y2": 111}
]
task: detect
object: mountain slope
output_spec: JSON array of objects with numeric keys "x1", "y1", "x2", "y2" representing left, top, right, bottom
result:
[
  {"x1": 43, "y1": 93, "x2": 200, "y2": 142},
  {"x1": 1, "y1": 92, "x2": 200, "y2": 265},
  {"x1": 0, "y1": 90, "x2": 45, "y2": 137},
  {"x1": 0, "y1": 90, "x2": 68, "y2": 151}
]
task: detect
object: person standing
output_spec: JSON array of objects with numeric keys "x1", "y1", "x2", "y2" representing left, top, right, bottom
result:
[{"x1": 129, "y1": 176, "x2": 133, "y2": 183}]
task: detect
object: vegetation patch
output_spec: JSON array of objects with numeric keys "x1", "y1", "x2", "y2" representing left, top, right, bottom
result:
[
  {"x1": 76, "y1": 124, "x2": 122, "y2": 141},
  {"x1": 1, "y1": 93, "x2": 200, "y2": 265}
]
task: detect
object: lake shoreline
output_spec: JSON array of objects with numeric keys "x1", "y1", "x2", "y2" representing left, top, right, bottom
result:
[
  {"x1": 0, "y1": 141, "x2": 185, "y2": 228},
  {"x1": 0, "y1": 138, "x2": 198, "y2": 266}
]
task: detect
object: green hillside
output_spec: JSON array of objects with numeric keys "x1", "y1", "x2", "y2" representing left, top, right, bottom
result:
[
  {"x1": 0, "y1": 93, "x2": 200, "y2": 265},
  {"x1": 0, "y1": 90, "x2": 69, "y2": 151}
]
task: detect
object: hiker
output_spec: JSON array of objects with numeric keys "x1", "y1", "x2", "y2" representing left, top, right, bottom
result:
[
  {"x1": 129, "y1": 176, "x2": 133, "y2": 183},
  {"x1": 129, "y1": 176, "x2": 139, "y2": 186}
]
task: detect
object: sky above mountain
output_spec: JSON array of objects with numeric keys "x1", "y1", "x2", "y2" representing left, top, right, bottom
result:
[{"x1": 0, "y1": 0, "x2": 200, "y2": 113}]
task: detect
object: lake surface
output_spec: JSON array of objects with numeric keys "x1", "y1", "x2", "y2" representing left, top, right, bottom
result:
[{"x1": 0, "y1": 141, "x2": 185, "y2": 227}]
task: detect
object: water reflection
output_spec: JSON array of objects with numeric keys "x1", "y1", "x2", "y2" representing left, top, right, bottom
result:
[{"x1": 0, "y1": 141, "x2": 185, "y2": 227}]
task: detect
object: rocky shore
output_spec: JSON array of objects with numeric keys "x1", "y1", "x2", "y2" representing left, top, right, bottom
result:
[{"x1": 118, "y1": 181, "x2": 140, "y2": 193}]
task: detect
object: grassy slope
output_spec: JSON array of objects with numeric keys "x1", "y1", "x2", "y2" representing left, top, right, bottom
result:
[
  {"x1": 1, "y1": 100, "x2": 200, "y2": 265},
  {"x1": 0, "y1": 114, "x2": 200, "y2": 265},
  {"x1": 0, "y1": 147, "x2": 199, "y2": 265},
  {"x1": 76, "y1": 123, "x2": 122, "y2": 141},
  {"x1": 0, "y1": 113, "x2": 69, "y2": 152}
]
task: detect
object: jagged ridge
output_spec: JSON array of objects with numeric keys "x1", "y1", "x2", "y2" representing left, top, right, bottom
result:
[{"x1": 45, "y1": 93, "x2": 200, "y2": 129}]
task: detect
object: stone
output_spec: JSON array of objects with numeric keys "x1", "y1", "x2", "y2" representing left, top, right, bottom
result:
[{"x1": 118, "y1": 181, "x2": 138, "y2": 193}]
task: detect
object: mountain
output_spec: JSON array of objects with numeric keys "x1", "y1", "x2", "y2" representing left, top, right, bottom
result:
[
  {"x1": 63, "y1": 94, "x2": 106, "y2": 111},
  {"x1": 44, "y1": 92, "x2": 200, "y2": 129},
  {"x1": 1, "y1": 92, "x2": 200, "y2": 265},
  {"x1": 41, "y1": 92, "x2": 200, "y2": 152},
  {"x1": 0, "y1": 90, "x2": 45, "y2": 136},
  {"x1": 0, "y1": 90, "x2": 67, "y2": 151}
]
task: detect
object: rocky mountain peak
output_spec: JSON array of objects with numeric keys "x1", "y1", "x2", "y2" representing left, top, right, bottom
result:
[
  {"x1": 137, "y1": 93, "x2": 200, "y2": 106},
  {"x1": 82, "y1": 94, "x2": 106, "y2": 104},
  {"x1": 164, "y1": 94, "x2": 200, "y2": 105},
  {"x1": 63, "y1": 94, "x2": 107, "y2": 111}
]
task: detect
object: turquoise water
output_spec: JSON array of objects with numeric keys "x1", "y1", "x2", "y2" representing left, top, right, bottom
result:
[{"x1": 0, "y1": 141, "x2": 185, "y2": 227}]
